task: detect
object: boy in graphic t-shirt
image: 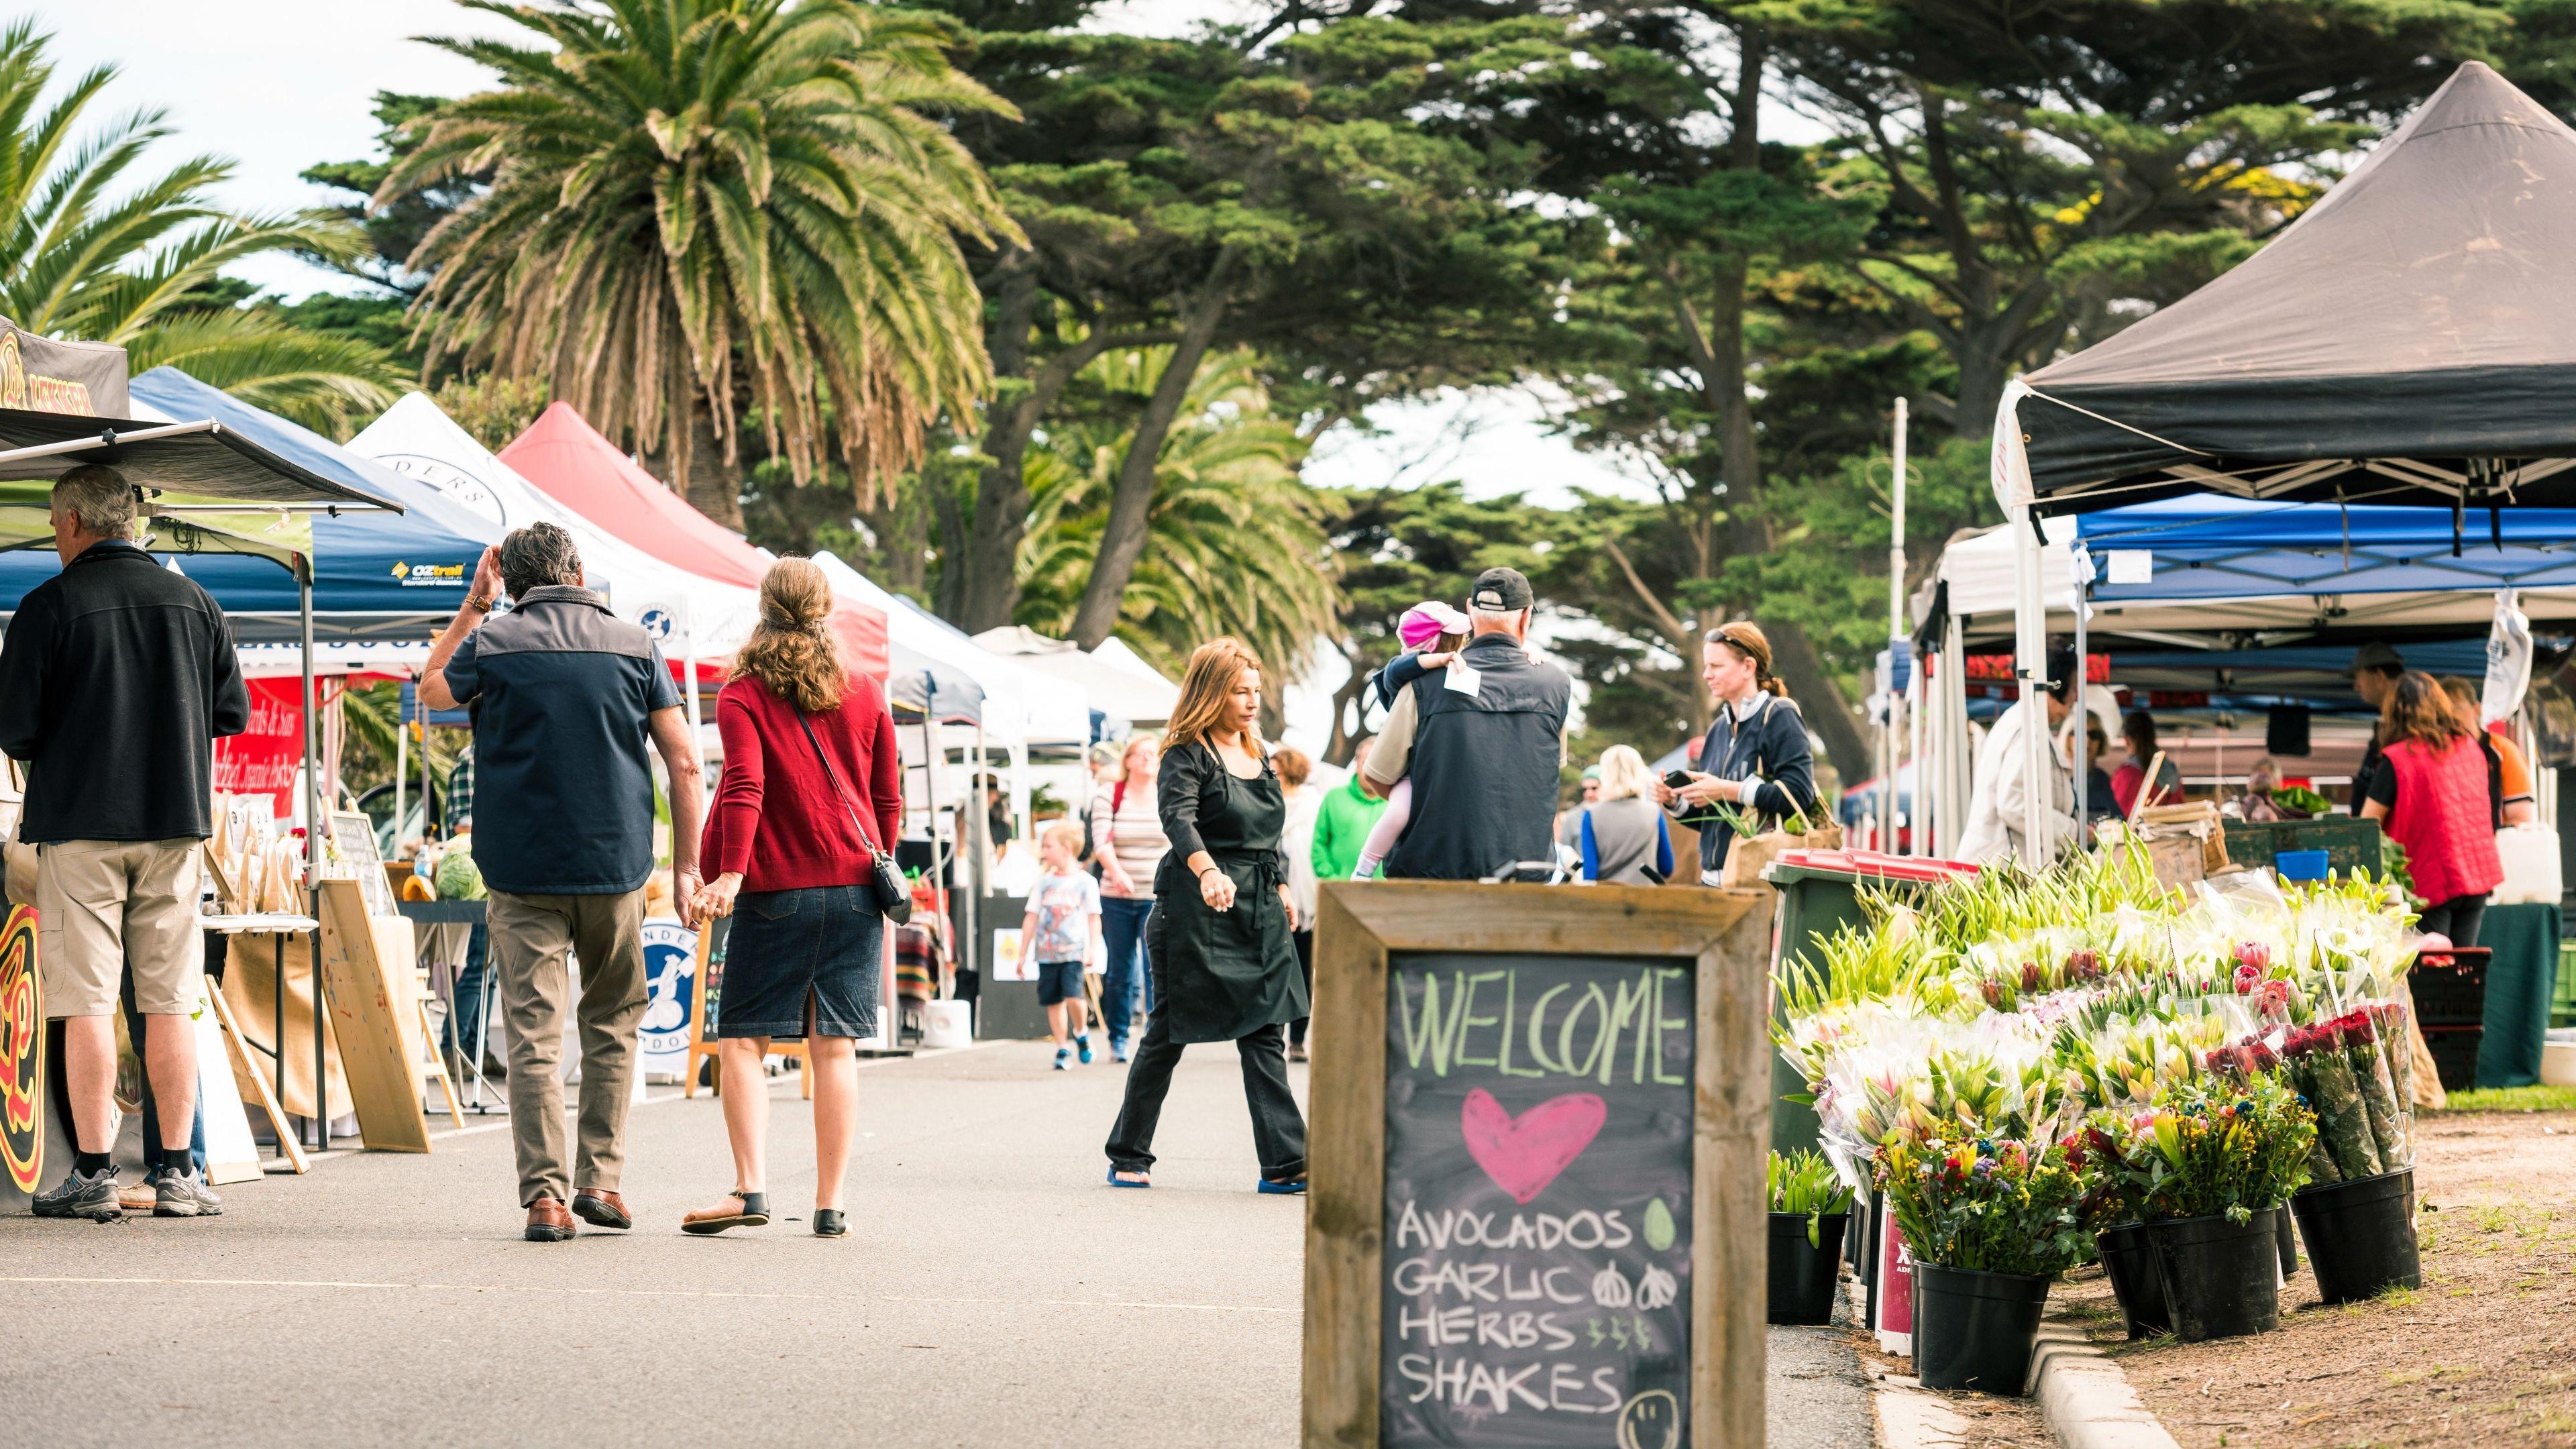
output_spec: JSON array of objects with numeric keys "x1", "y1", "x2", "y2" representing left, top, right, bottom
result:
[{"x1": 1022, "y1": 822, "x2": 1103, "y2": 1069}]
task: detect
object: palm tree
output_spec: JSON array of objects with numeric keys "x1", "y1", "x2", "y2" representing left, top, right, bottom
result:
[
  {"x1": 0, "y1": 21, "x2": 402, "y2": 435},
  {"x1": 388, "y1": 0, "x2": 1020, "y2": 525},
  {"x1": 1013, "y1": 347, "x2": 1338, "y2": 693}
]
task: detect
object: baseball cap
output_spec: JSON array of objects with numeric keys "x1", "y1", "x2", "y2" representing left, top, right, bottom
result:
[
  {"x1": 1397, "y1": 600, "x2": 1470, "y2": 651},
  {"x1": 2351, "y1": 641, "x2": 2405, "y2": 673},
  {"x1": 1468, "y1": 566, "x2": 1534, "y2": 613}
]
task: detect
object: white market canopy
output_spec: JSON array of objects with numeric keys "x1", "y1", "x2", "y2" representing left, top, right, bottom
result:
[
  {"x1": 812, "y1": 553, "x2": 1089, "y2": 746},
  {"x1": 972, "y1": 625, "x2": 1179, "y2": 727},
  {"x1": 348, "y1": 393, "x2": 759, "y2": 676}
]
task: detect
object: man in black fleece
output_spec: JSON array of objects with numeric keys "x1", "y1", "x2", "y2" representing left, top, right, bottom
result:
[{"x1": 0, "y1": 464, "x2": 248, "y2": 1221}]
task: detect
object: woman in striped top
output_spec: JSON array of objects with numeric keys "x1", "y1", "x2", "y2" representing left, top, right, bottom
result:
[{"x1": 1091, "y1": 735, "x2": 1170, "y2": 1061}]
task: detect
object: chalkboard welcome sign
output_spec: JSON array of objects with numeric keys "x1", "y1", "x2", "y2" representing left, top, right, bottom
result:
[
  {"x1": 1385, "y1": 953, "x2": 1696, "y2": 1446},
  {"x1": 1304, "y1": 882, "x2": 1770, "y2": 1449}
]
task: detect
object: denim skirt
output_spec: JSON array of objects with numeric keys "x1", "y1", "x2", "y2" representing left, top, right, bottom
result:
[{"x1": 714, "y1": 883, "x2": 883, "y2": 1040}]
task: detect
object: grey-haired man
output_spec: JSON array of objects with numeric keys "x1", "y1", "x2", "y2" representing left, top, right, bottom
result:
[{"x1": 0, "y1": 464, "x2": 248, "y2": 1220}]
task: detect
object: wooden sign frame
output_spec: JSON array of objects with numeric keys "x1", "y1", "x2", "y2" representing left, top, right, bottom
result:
[{"x1": 1301, "y1": 881, "x2": 1772, "y2": 1449}]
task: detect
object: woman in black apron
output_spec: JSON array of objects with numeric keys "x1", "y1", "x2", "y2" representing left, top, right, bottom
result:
[{"x1": 1104, "y1": 638, "x2": 1308, "y2": 1193}]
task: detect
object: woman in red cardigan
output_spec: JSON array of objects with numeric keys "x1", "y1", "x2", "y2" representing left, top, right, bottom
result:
[{"x1": 681, "y1": 558, "x2": 902, "y2": 1238}]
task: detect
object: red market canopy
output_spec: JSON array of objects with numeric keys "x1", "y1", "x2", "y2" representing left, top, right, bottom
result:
[{"x1": 500, "y1": 402, "x2": 886, "y2": 679}]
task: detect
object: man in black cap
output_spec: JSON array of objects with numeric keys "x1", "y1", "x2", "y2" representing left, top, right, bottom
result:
[
  {"x1": 1360, "y1": 567, "x2": 1571, "y2": 879},
  {"x1": 2348, "y1": 642, "x2": 2404, "y2": 815}
]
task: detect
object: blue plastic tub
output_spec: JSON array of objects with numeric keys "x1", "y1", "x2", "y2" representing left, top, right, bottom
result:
[{"x1": 2275, "y1": 849, "x2": 2330, "y2": 882}]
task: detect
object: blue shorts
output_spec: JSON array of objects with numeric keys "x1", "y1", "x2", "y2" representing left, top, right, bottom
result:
[{"x1": 1036, "y1": 959, "x2": 1085, "y2": 1006}]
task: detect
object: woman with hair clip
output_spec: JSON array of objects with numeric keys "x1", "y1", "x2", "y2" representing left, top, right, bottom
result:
[
  {"x1": 682, "y1": 557, "x2": 902, "y2": 1238},
  {"x1": 1104, "y1": 637, "x2": 1307, "y2": 1193},
  {"x1": 2361, "y1": 671, "x2": 2505, "y2": 947},
  {"x1": 1655, "y1": 621, "x2": 1819, "y2": 885}
]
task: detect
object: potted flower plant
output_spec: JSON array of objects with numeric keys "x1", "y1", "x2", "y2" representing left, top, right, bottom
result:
[
  {"x1": 2065, "y1": 1112, "x2": 2167, "y2": 1340},
  {"x1": 2127, "y1": 1074, "x2": 2316, "y2": 1342},
  {"x1": 1768, "y1": 1148, "x2": 1857, "y2": 1325},
  {"x1": 1877, "y1": 1134, "x2": 2086, "y2": 1393}
]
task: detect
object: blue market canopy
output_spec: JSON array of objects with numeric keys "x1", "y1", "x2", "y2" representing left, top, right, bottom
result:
[
  {"x1": 2075, "y1": 496, "x2": 2576, "y2": 601},
  {"x1": 0, "y1": 370, "x2": 496, "y2": 640},
  {"x1": 1996, "y1": 64, "x2": 2576, "y2": 519},
  {"x1": 1931, "y1": 496, "x2": 2576, "y2": 647}
]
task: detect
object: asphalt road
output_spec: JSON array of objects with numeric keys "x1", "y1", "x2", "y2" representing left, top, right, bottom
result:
[{"x1": 1, "y1": 1040, "x2": 1874, "y2": 1448}]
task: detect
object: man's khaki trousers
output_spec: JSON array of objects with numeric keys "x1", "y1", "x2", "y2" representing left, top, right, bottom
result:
[{"x1": 486, "y1": 888, "x2": 648, "y2": 1208}]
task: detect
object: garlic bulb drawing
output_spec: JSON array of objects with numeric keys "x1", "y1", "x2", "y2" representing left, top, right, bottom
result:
[
  {"x1": 1592, "y1": 1263, "x2": 1633, "y2": 1307},
  {"x1": 1637, "y1": 1264, "x2": 1678, "y2": 1309}
]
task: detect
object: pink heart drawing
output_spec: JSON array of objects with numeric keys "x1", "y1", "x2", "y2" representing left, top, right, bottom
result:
[{"x1": 1460, "y1": 1087, "x2": 1607, "y2": 1204}]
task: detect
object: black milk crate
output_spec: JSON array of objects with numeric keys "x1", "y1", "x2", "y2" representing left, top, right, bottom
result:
[{"x1": 2408, "y1": 947, "x2": 2491, "y2": 1028}]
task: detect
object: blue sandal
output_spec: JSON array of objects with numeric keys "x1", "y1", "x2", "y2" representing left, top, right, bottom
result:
[{"x1": 1106, "y1": 1168, "x2": 1152, "y2": 1189}]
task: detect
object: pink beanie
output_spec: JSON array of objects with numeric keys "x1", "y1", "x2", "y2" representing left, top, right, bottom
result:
[{"x1": 1398, "y1": 600, "x2": 1470, "y2": 652}]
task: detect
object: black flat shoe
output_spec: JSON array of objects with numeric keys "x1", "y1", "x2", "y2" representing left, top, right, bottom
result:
[
  {"x1": 681, "y1": 1190, "x2": 769, "y2": 1235},
  {"x1": 812, "y1": 1208, "x2": 847, "y2": 1238}
]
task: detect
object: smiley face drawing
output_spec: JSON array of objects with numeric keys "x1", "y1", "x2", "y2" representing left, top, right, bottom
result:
[{"x1": 1616, "y1": 1390, "x2": 1681, "y2": 1449}]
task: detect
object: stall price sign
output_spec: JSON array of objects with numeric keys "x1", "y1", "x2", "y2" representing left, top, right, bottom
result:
[
  {"x1": 1384, "y1": 953, "x2": 1695, "y2": 1446},
  {"x1": 1303, "y1": 882, "x2": 1770, "y2": 1449}
]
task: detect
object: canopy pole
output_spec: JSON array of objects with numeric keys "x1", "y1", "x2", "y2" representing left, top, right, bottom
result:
[
  {"x1": 1940, "y1": 615, "x2": 1967, "y2": 859},
  {"x1": 2072, "y1": 547, "x2": 2090, "y2": 836},
  {"x1": 393, "y1": 685, "x2": 407, "y2": 847},
  {"x1": 2012, "y1": 505, "x2": 2051, "y2": 865},
  {"x1": 301, "y1": 569, "x2": 328, "y2": 1153},
  {"x1": 1883, "y1": 399, "x2": 1908, "y2": 853},
  {"x1": 1907, "y1": 643, "x2": 1925, "y2": 857},
  {"x1": 681, "y1": 597, "x2": 704, "y2": 751}
]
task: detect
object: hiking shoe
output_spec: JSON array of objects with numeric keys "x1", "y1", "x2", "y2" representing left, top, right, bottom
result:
[
  {"x1": 33, "y1": 1166, "x2": 121, "y2": 1221},
  {"x1": 151, "y1": 1165, "x2": 223, "y2": 1218}
]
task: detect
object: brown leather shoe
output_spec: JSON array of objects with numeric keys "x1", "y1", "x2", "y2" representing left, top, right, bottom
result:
[
  {"x1": 525, "y1": 1195, "x2": 577, "y2": 1242},
  {"x1": 572, "y1": 1189, "x2": 631, "y2": 1230}
]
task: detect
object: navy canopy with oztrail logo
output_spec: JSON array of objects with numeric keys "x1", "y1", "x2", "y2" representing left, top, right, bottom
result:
[{"x1": 0, "y1": 368, "x2": 498, "y2": 640}]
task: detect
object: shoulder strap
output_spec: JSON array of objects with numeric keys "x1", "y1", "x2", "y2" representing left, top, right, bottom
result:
[{"x1": 792, "y1": 707, "x2": 881, "y2": 856}]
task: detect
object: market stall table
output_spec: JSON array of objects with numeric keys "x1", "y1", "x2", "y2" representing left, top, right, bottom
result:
[{"x1": 200, "y1": 912, "x2": 323, "y2": 1157}]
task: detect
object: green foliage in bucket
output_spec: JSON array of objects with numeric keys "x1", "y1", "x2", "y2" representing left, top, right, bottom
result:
[{"x1": 1768, "y1": 1148, "x2": 1855, "y2": 1248}]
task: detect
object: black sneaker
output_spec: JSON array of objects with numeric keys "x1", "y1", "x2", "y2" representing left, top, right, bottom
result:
[
  {"x1": 151, "y1": 1165, "x2": 223, "y2": 1218},
  {"x1": 32, "y1": 1166, "x2": 121, "y2": 1221}
]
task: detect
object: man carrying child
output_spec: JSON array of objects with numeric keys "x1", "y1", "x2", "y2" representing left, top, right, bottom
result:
[{"x1": 1360, "y1": 568, "x2": 1571, "y2": 881}]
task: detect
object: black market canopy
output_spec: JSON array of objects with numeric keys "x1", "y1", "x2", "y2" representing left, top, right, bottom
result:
[{"x1": 1994, "y1": 62, "x2": 2576, "y2": 519}]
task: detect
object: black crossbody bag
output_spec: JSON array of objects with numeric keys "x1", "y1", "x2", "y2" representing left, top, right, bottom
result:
[{"x1": 792, "y1": 708, "x2": 912, "y2": 925}]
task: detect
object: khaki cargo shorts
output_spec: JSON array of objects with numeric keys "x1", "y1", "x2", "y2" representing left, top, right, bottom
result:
[{"x1": 38, "y1": 839, "x2": 204, "y2": 1018}]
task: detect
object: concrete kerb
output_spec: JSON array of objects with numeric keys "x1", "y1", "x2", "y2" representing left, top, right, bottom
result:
[{"x1": 2028, "y1": 1320, "x2": 2181, "y2": 1449}]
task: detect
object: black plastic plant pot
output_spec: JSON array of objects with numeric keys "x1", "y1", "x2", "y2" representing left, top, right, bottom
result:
[
  {"x1": 1911, "y1": 1263, "x2": 2051, "y2": 1394},
  {"x1": 2275, "y1": 1203, "x2": 2300, "y2": 1278},
  {"x1": 1767, "y1": 1212, "x2": 1850, "y2": 1325},
  {"x1": 2145, "y1": 1209, "x2": 2282, "y2": 1342},
  {"x1": 2094, "y1": 1223, "x2": 2171, "y2": 1340},
  {"x1": 2290, "y1": 1169, "x2": 2420, "y2": 1305}
]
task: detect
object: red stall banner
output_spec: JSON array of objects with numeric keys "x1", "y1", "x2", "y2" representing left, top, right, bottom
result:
[{"x1": 214, "y1": 678, "x2": 308, "y2": 818}]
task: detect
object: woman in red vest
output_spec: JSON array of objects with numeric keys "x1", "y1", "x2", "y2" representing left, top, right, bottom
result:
[{"x1": 2359, "y1": 672, "x2": 2504, "y2": 947}]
